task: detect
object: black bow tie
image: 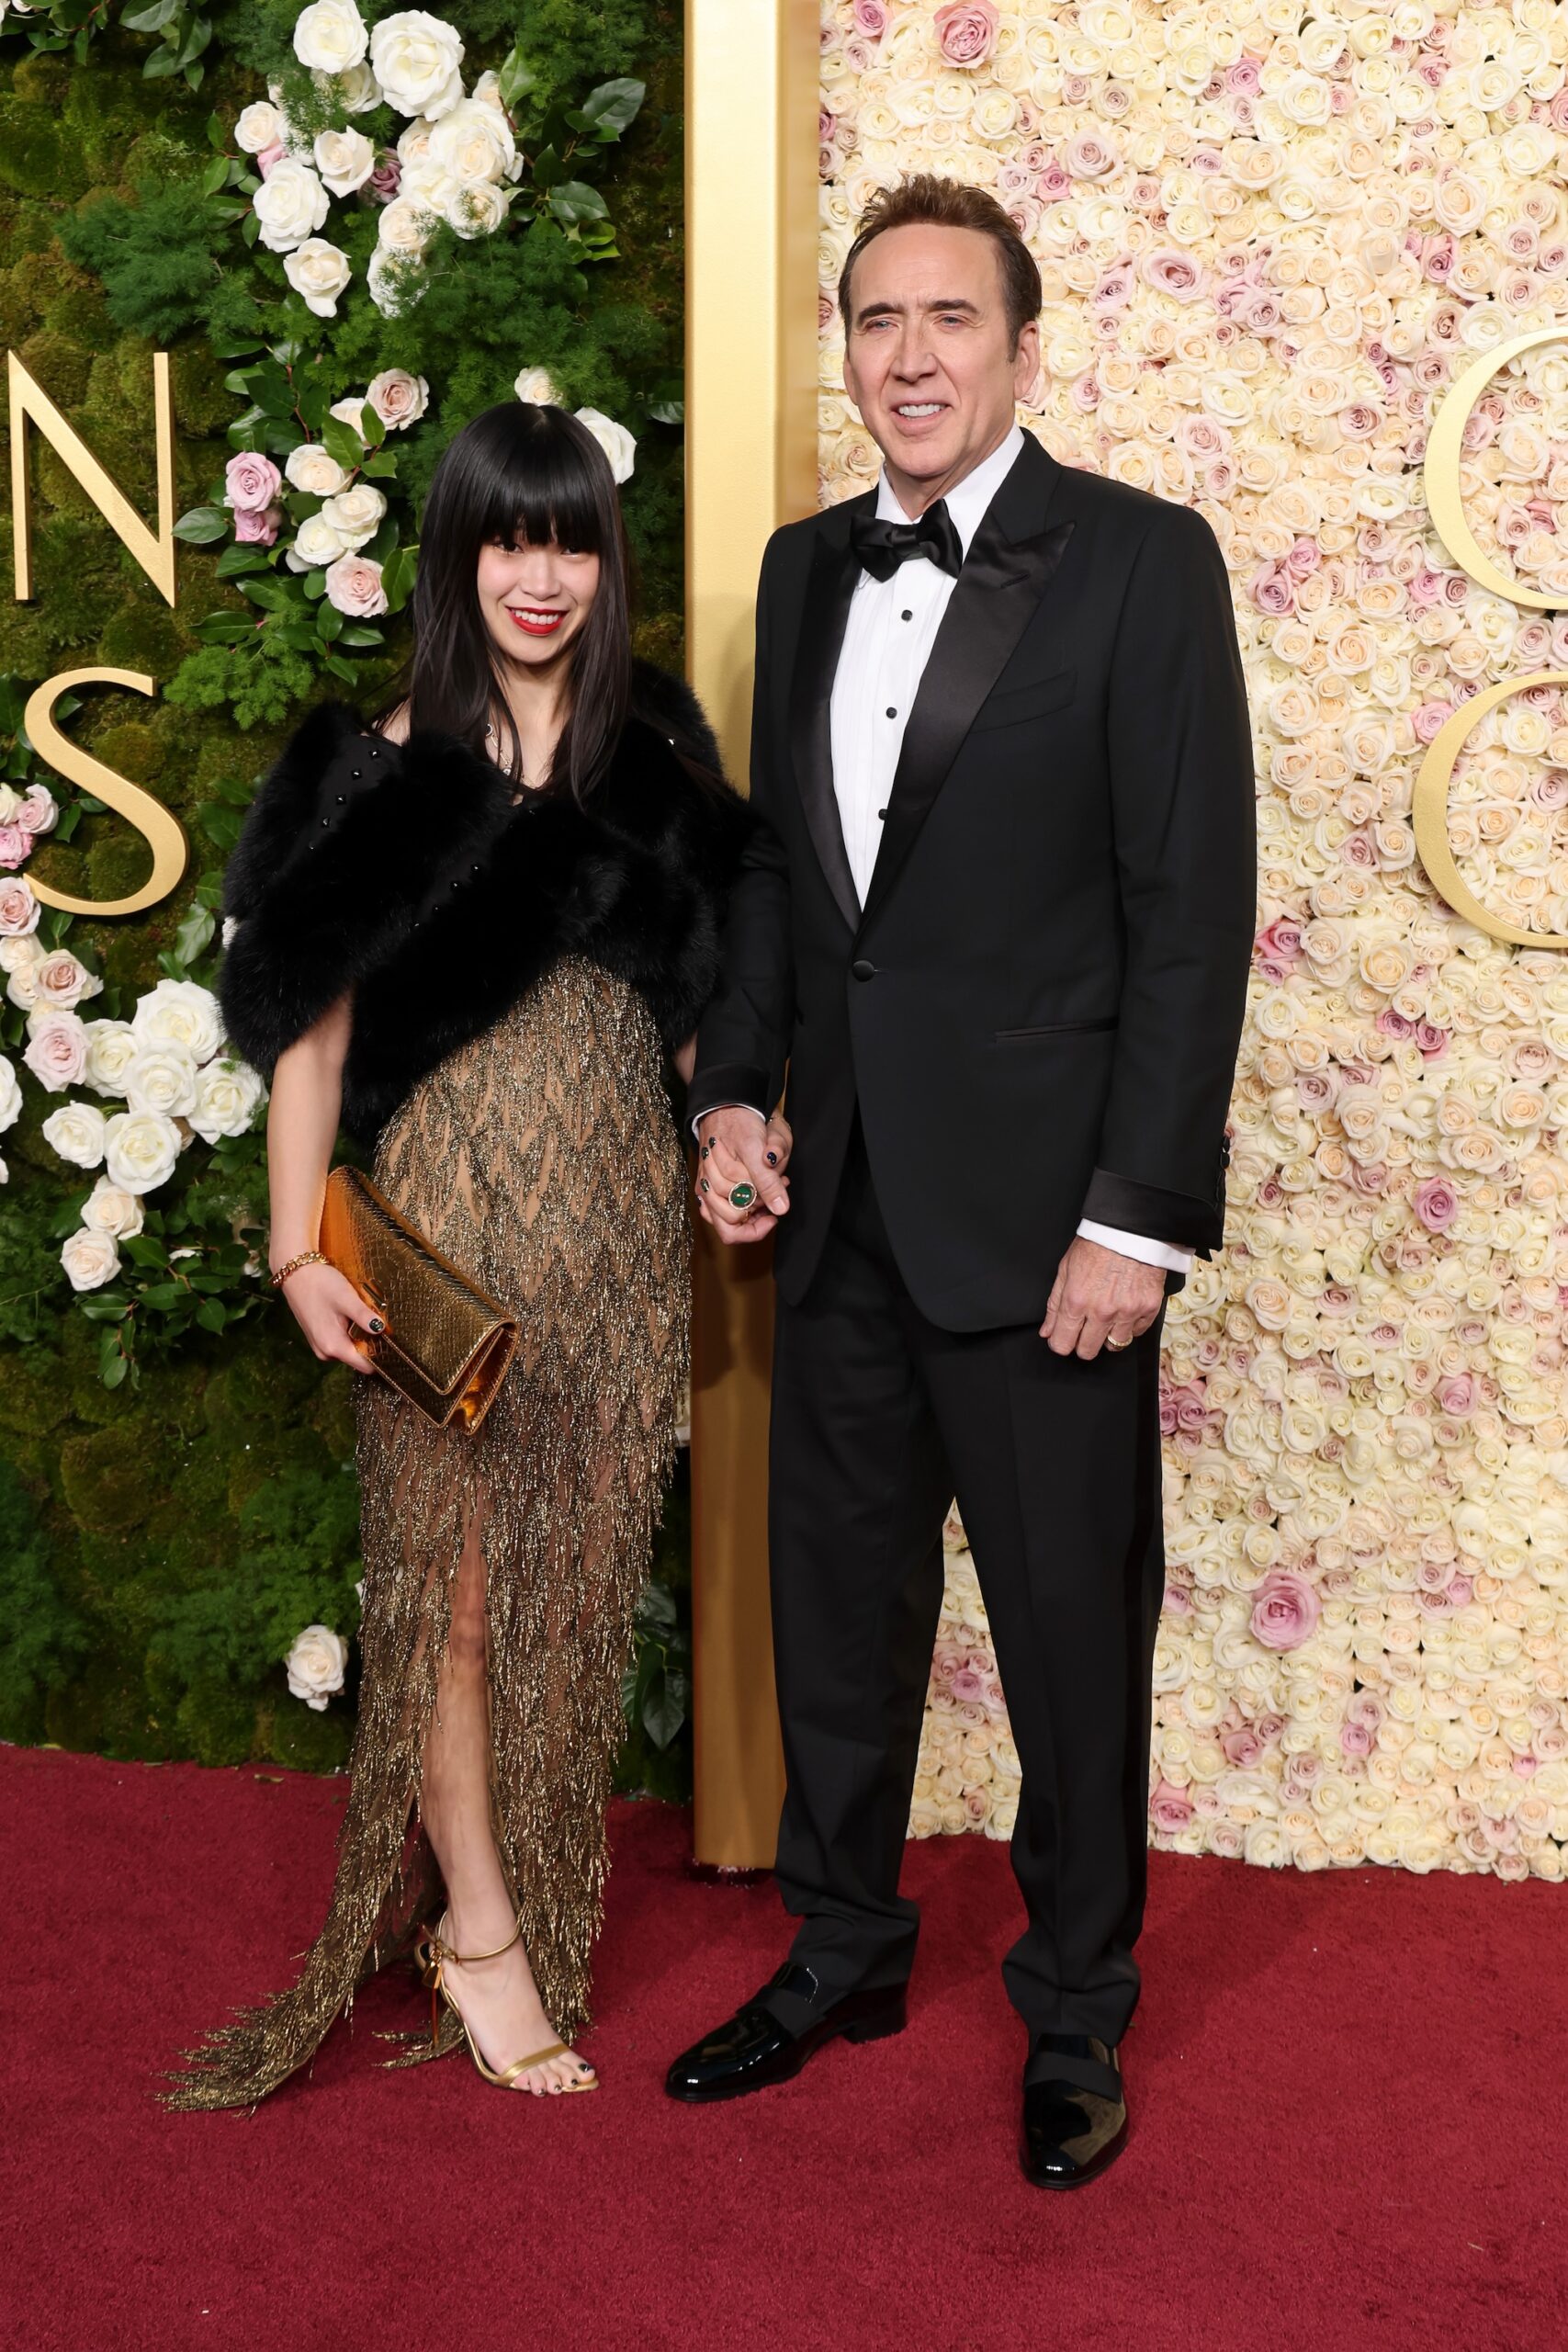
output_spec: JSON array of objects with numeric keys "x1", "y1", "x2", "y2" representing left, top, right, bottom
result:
[{"x1": 849, "y1": 501, "x2": 964, "y2": 583}]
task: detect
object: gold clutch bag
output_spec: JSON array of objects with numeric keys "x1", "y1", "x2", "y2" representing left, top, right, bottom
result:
[{"x1": 319, "y1": 1165, "x2": 519, "y2": 1433}]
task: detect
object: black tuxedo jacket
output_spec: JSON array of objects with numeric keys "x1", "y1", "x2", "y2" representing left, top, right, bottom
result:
[{"x1": 689, "y1": 432, "x2": 1257, "y2": 1332}]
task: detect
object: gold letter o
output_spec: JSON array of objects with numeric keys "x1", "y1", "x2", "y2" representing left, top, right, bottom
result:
[{"x1": 1412, "y1": 670, "x2": 1568, "y2": 952}]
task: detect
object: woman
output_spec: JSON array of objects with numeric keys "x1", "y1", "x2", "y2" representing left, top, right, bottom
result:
[{"x1": 169, "y1": 402, "x2": 773, "y2": 2107}]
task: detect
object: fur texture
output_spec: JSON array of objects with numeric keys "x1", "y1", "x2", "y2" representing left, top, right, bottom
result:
[{"x1": 220, "y1": 664, "x2": 750, "y2": 1146}]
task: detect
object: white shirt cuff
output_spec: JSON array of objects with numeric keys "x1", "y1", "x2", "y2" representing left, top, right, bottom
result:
[
  {"x1": 691, "y1": 1102, "x2": 765, "y2": 1140},
  {"x1": 1076, "y1": 1218, "x2": 1193, "y2": 1275}
]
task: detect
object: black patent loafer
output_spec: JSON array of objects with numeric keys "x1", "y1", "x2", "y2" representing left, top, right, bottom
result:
[
  {"x1": 1021, "y1": 2033, "x2": 1127, "y2": 2189},
  {"x1": 665, "y1": 1962, "x2": 907, "y2": 2104}
]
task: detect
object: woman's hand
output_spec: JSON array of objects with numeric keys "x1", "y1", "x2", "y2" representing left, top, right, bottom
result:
[{"x1": 278, "y1": 1260, "x2": 382, "y2": 1374}]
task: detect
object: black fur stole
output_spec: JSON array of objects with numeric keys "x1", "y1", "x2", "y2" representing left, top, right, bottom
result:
[{"x1": 220, "y1": 663, "x2": 750, "y2": 1146}]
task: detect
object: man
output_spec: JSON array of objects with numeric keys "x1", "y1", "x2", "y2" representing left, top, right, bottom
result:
[{"x1": 667, "y1": 175, "x2": 1255, "y2": 2188}]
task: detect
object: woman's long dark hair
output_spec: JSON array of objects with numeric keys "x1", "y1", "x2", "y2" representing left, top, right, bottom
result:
[{"x1": 390, "y1": 401, "x2": 633, "y2": 802}]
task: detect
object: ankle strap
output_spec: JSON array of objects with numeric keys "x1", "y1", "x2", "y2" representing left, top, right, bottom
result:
[{"x1": 428, "y1": 1917, "x2": 522, "y2": 1969}]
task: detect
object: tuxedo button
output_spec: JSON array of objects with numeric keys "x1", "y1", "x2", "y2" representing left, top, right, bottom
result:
[{"x1": 852, "y1": 959, "x2": 877, "y2": 981}]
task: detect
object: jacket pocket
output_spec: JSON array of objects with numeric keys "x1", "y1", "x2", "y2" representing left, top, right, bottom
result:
[
  {"x1": 970, "y1": 666, "x2": 1077, "y2": 735},
  {"x1": 993, "y1": 1016, "x2": 1117, "y2": 1041}
]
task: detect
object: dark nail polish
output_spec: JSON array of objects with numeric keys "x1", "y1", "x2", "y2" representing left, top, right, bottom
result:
[
  {"x1": 766, "y1": 1152, "x2": 779, "y2": 1165},
  {"x1": 368, "y1": 1317, "x2": 385, "y2": 1334}
]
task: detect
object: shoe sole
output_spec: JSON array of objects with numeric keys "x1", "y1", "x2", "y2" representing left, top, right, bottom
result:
[{"x1": 665, "y1": 2008, "x2": 906, "y2": 2104}]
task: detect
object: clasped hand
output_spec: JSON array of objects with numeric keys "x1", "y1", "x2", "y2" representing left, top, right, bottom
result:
[{"x1": 696, "y1": 1113, "x2": 1165, "y2": 1360}]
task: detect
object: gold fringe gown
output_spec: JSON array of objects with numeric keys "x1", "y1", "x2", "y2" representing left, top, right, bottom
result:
[{"x1": 168, "y1": 954, "x2": 690, "y2": 2109}]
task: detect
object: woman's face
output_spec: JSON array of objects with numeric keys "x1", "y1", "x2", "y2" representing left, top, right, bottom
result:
[{"x1": 476, "y1": 531, "x2": 601, "y2": 671}]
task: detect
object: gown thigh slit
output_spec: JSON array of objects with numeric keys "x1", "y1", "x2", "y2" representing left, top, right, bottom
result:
[{"x1": 167, "y1": 956, "x2": 689, "y2": 2110}]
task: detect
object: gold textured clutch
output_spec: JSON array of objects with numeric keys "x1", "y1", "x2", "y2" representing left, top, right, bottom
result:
[{"x1": 319, "y1": 1165, "x2": 519, "y2": 1433}]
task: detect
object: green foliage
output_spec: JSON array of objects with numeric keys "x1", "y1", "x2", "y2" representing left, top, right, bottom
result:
[
  {"x1": 60, "y1": 177, "x2": 226, "y2": 344},
  {"x1": 0, "y1": 1456, "x2": 87, "y2": 1733}
]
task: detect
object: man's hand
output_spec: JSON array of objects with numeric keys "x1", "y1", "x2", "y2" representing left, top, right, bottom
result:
[
  {"x1": 695, "y1": 1106, "x2": 793, "y2": 1245},
  {"x1": 1042, "y1": 1236, "x2": 1165, "y2": 1359}
]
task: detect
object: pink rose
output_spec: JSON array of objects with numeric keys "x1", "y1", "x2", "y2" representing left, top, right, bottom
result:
[
  {"x1": 1414, "y1": 1022, "x2": 1448, "y2": 1060},
  {"x1": 0, "y1": 826, "x2": 29, "y2": 871},
  {"x1": 852, "y1": 0, "x2": 886, "y2": 34},
  {"x1": 255, "y1": 141, "x2": 288, "y2": 176},
  {"x1": 1249, "y1": 1569, "x2": 1320, "y2": 1652},
  {"x1": 1149, "y1": 1780, "x2": 1193, "y2": 1834},
  {"x1": 1414, "y1": 1175, "x2": 1459, "y2": 1232},
  {"x1": 1438, "y1": 1373, "x2": 1476, "y2": 1416},
  {"x1": 949, "y1": 1668, "x2": 987, "y2": 1704},
  {"x1": 1410, "y1": 692, "x2": 1451, "y2": 732},
  {"x1": 0, "y1": 877, "x2": 39, "y2": 936},
  {"x1": 225, "y1": 452, "x2": 284, "y2": 515},
  {"x1": 368, "y1": 155, "x2": 401, "y2": 201},
  {"x1": 933, "y1": 1, "x2": 998, "y2": 66},
  {"x1": 234, "y1": 504, "x2": 282, "y2": 547},
  {"x1": 23, "y1": 1011, "x2": 88, "y2": 1091},
  {"x1": 14, "y1": 785, "x2": 56, "y2": 835},
  {"x1": 1142, "y1": 248, "x2": 1207, "y2": 300},
  {"x1": 1253, "y1": 917, "x2": 1303, "y2": 979},
  {"x1": 1250, "y1": 562, "x2": 1294, "y2": 616},
  {"x1": 1339, "y1": 1721, "x2": 1373, "y2": 1757},
  {"x1": 323, "y1": 553, "x2": 389, "y2": 618},
  {"x1": 1222, "y1": 1726, "x2": 1265, "y2": 1768}
]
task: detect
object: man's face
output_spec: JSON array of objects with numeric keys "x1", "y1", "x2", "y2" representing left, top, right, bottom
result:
[{"x1": 840, "y1": 222, "x2": 1040, "y2": 506}]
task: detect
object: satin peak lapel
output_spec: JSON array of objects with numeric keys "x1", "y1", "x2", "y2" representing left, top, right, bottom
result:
[
  {"x1": 788, "y1": 503, "x2": 868, "y2": 933},
  {"x1": 857, "y1": 451, "x2": 1075, "y2": 939}
]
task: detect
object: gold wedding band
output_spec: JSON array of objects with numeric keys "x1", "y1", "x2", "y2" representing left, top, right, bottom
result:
[{"x1": 1106, "y1": 1334, "x2": 1132, "y2": 1351}]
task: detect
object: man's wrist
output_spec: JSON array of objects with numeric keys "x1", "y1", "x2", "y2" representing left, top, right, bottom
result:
[{"x1": 692, "y1": 1101, "x2": 767, "y2": 1140}]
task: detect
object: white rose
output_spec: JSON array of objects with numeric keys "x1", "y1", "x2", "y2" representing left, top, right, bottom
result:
[
  {"x1": 80, "y1": 1019, "x2": 139, "y2": 1097},
  {"x1": 102, "y1": 1108, "x2": 183, "y2": 1195},
  {"x1": 283, "y1": 236, "x2": 353, "y2": 319},
  {"x1": 369, "y1": 10, "x2": 466, "y2": 119},
  {"x1": 329, "y1": 395, "x2": 368, "y2": 433},
  {"x1": 293, "y1": 0, "x2": 367, "y2": 74},
  {"x1": 0, "y1": 1056, "x2": 20, "y2": 1134},
  {"x1": 284, "y1": 441, "x2": 349, "y2": 497},
  {"x1": 441, "y1": 178, "x2": 509, "y2": 239},
  {"x1": 188, "y1": 1056, "x2": 265, "y2": 1145},
  {"x1": 428, "y1": 96, "x2": 514, "y2": 185},
  {"x1": 573, "y1": 406, "x2": 637, "y2": 486},
  {"x1": 41, "y1": 1101, "x2": 107, "y2": 1169},
  {"x1": 320, "y1": 483, "x2": 387, "y2": 548},
  {"x1": 313, "y1": 127, "x2": 376, "y2": 198},
  {"x1": 365, "y1": 368, "x2": 428, "y2": 430},
  {"x1": 234, "y1": 100, "x2": 287, "y2": 154},
  {"x1": 376, "y1": 195, "x2": 434, "y2": 255},
  {"x1": 286, "y1": 513, "x2": 351, "y2": 571},
  {"x1": 399, "y1": 157, "x2": 457, "y2": 216},
  {"x1": 131, "y1": 978, "x2": 224, "y2": 1062},
  {"x1": 367, "y1": 244, "x2": 423, "y2": 318},
  {"x1": 123, "y1": 1045, "x2": 198, "y2": 1119},
  {"x1": 61, "y1": 1224, "x2": 121, "y2": 1294},
  {"x1": 513, "y1": 365, "x2": 561, "y2": 406},
  {"x1": 252, "y1": 158, "x2": 330, "y2": 254},
  {"x1": 286, "y1": 1623, "x2": 349, "y2": 1710},
  {"x1": 336, "y1": 61, "x2": 382, "y2": 114},
  {"x1": 82, "y1": 1172, "x2": 144, "y2": 1240}
]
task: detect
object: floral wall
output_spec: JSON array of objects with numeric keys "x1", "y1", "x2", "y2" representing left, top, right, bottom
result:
[{"x1": 820, "y1": 0, "x2": 1568, "y2": 1880}]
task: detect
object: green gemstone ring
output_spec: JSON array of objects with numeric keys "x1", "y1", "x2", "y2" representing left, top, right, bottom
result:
[{"x1": 728, "y1": 1181, "x2": 758, "y2": 1212}]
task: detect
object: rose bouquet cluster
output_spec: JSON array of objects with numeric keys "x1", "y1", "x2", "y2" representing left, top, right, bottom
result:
[{"x1": 821, "y1": 0, "x2": 1568, "y2": 1880}]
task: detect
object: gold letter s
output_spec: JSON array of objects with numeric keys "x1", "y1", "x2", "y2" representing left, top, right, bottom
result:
[{"x1": 23, "y1": 671, "x2": 188, "y2": 918}]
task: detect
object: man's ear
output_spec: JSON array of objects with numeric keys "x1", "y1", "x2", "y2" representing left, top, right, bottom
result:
[{"x1": 1013, "y1": 316, "x2": 1042, "y2": 401}]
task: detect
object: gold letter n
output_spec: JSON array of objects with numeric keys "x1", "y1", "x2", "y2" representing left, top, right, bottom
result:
[{"x1": 8, "y1": 348, "x2": 176, "y2": 606}]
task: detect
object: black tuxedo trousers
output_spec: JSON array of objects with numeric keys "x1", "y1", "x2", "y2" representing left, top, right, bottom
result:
[{"x1": 768, "y1": 1110, "x2": 1167, "y2": 2047}]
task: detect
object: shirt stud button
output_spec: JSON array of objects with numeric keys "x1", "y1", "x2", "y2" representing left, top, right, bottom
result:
[
  {"x1": 886, "y1": 707, "x2": 897, "y2": 719},
  {"x1": 901, "y1": 610, "x2": 912, "y2": 621},
  {"x1": 877, "y1": 808, "x2": 887, "y2": 820}
]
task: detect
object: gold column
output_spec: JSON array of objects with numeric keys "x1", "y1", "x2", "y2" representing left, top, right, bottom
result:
[{"x1": 685, "y1": 0, "x2": 820, "y2": 1866}]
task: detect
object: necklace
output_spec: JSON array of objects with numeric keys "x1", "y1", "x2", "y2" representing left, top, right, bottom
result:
[{"x1": 485, "y1": 717, "x2": 541, "y2": 797}]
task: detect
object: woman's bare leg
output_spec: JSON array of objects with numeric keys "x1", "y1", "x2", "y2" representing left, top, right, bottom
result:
[{"x1": 418, "y1": 1520, "x2": 595, "y2": 2094}]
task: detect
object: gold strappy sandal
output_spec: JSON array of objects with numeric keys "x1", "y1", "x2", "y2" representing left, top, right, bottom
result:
[{"x1": 414, "y1": 1914, "x2": 598, "y2": 2095}]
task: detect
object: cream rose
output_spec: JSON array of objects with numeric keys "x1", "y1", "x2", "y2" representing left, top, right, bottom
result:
[
  {"x1": 23, "y1": 1011, "x2": 87, "y2": 1091},
  {"x1": 61, "y1": 1224, "x2": 121, "y2": 1294},
  {"x1": 514, "y1": 365, "x2": 561, "y2": 407},
  {"x1": 283, "y1": 237, "x2": 353, "y2": 319},
  {"x1": 313, "y1": 127, "x2": 376, "y2": 198},
  {"x1": 80, "y1": 1019, "x2": 139, "y2": 1097},
  {"x1": 0, "y1": 1055, "x2": 21, "y2": 1134},
  {"x1": 235, "y1": 100, "x2": 288, "y2": 155},
  {"x1": 322, "y1": 552, "x2": 389, "y2": 618},
  {"x1": 293, "y1": 0, "x2": 367, "y2": 74},
  {"x1": 320, "y1": 483, "x2": 387, "y2": 548},
  {"x1": 0, "y1": 876, "x2": 38, "y2": 937},
  {"x1": 82, "y1": 1172, "x2": 145, "y2": 1240},
  {"x1": 573, "y1": 406, "x2": 636, "y2": 486},
  {"x1": 441, "y1": 179, "x2": 509, "y2": 239},
  {"x1": 286, "y1": 513, "x2": 351, "y2": 571},
  {"x1": 428, "y1": 96, "x2": 514, "y2": 184},
  {"x1": 367, "y1": 246, "x2": 422, "y2": 317},
  {"x1": 336, "y1": 60, "x2": 382, "y2": 114},
  {"x1": 286, "y1": 1623, "x2": 349, "y2": 1710},
  {"x1": 252, "y1": 158, "x2": 330, "y2": 254},
  {"x1": 102, "y1": 1108, "x2": 183, "y2": 1195},
  {"x1": 131, "y1": 978, "x2": 224, "y2": 1063},
  {"x1": 284, "y1": 441, "x2": 350, "y2": 497},
  {"x1": 123, "y1": 1045, "x2": 197, "y2": 1120},
  {"x1": 369, "y1": 10, "x2": 465, "y2": 119},
  {"x1": 188, "y1": 1056, "x2": 265, "y2": 1145},
  {"x1": 35, "y1": 951, "x2": 102, "y2": 1012},
  {"x1": 41, "y1": 1101, "x2": 107, "y2": 1169}
]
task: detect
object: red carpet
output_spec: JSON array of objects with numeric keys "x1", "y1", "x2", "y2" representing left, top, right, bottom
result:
[{"x1": 5, "y1": 1747, "x2": 1564, "y2": 2352}]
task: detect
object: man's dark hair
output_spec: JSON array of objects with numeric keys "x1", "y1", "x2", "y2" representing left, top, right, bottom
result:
[{"x1": 837, "y1": 173, "x2": 1043, "y2": 353}]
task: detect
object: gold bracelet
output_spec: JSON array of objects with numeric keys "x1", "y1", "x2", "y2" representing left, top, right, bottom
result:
[{"x1": 271, "y1": 1249, "x2": 328, "y2": 1289}]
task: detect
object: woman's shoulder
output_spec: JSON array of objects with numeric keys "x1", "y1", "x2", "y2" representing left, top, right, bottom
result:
[{"x1": 627, "y1": 659, "x2": 725, "y2": 777}]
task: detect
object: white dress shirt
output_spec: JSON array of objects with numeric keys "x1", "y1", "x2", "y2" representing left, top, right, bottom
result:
[{"x1": 708, "y1": 424, "x2": 1191, "y2": 1278}]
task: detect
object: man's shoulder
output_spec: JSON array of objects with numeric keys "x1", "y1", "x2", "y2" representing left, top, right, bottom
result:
[
  {"x1": 1056, "y1": 462, "x2": 1221, "y2": 558},
  {"x1": 762, "y1": 489, "x2": 873, "y2": 572}
]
